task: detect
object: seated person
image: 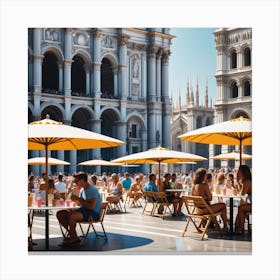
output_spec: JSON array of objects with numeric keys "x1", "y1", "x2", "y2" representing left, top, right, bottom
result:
[
  {"x1": 106, "y1": 173, "x2": 123, "y2": 204},
  {"x1": 122, "y1": 172, "x2": 132, "y2": 192},
  {"x1": 192, "y1": 168, "x2": 228, "y2": 233},
  {"x1": 213, "y1": 172, "x2": 225, "y2": 194},
  {"x1": 56, "y1": 172, "x2": 102, "y2": 245},
  {"x1": 55, "y1": 174, "x2": 67, "y2": 194},
  {"x1": 234, "y1": 165, "x2": 252, "y2": 234},
  {"x1": 162, "y1": 173, "x2": 182, "y2": 216},
  {"x1": 143, "y1": 173, "x2": 158, "y2": 196},
  {"x1": 127, "y1": 176, "x2": 143, "y2": 202}
]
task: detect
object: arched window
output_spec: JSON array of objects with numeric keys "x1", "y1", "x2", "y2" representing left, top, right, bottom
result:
[
  {"x1": 231, "y1": 82, "x2": 238, "y2": 98},
  {"x1": 71, "y1": 55, "x2": 86, "y2": 95},
  {"x1": 42, "y1": 52, "x2": 59, "y2": 92},
  {"x1": 244, "y1": 80, "x2": 251, "y2": 96},
  {"x1": 231, "y1": 51, "x2": 237, "y2": 69},
  {"x1": 196, "y1": 116, "x2": 202, "y2": 129},
  {"x1": 244, "y1": 47, "x2": 251, "y2": 66},
  {"x1": 101, "y1": 58, "x2": 114, "y2": 98}
]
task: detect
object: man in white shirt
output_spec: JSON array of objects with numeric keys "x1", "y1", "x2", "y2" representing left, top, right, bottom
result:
[{"x1": 55, "y1": 174, "x2": 67, "y2": 193}]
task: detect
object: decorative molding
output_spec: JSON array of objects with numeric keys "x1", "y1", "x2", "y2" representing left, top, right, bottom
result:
[{"x1": 118, "y1": 34, "x2": 129, "y2": 47}]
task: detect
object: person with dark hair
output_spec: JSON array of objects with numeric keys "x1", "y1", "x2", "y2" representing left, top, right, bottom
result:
[
  {"x1": 162, "y1": 173, "x2": 181, "y2": 216},
  {"x1": 192, "y1": 168, "x2": 228, "y2": 233},
  {"x1": 56, "y1": 172, "x2": 102, "y2": 245},
  {"x1": 122, "y1": 172, "x2": 132, "y2": 191},
  {"x1": 235, "y1": 165, "x2": 252, "y2": 234},
  {"x1": 205, "y1": 173, "x2": 213, "y2": 192},
  {"x1": 143, "y1": 174, "x2": 158, "y2": 193}
]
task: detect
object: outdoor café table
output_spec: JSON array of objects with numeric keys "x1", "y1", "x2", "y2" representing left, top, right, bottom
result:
[
  {"x1": 28, "y1": 205, "x2": 78, "y2": 250},
  {"x1": 212, "y1": 194, "x2": 242, "y2": 233},
  {"x1": 165, "y1": 189, "x2": 186, "y2": 193}
]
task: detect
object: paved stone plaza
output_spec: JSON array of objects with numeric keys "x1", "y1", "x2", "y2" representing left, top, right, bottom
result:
[{"x1": 29, "y1": 203, "x2": 251, "y2": 254}]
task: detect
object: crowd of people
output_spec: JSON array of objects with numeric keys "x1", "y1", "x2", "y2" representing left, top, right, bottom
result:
[{"x1": 28, "y1": 164, "x2": 252, "y2": 245}]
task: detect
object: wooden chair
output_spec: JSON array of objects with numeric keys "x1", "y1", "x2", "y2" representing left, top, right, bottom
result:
[
  {"x1": 125, "y1": 191, "x2": 143, "y2": 208},
  {"x1": 78, "y1": 202, "x2": 109, "y2": 244},
  {"x1": 152, "y1": 192, "x2": 173, "y2": 219},
  {"x1": 106, "y1": 195, "x2": 126, "y2": 213},
  {"x1": 28, "y1": 209, "x2": 35, "y2": 247},
  {"x1": 142, "y1": 191, "x2": 156, "y2": 216},
  {"x1": 182, "y1": 195, "x2": 223, "y2": 240}
]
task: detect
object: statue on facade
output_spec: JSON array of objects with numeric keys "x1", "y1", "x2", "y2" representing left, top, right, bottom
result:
[{"x1": 133, "y1": 58, "x2": 139, "y2": 79}]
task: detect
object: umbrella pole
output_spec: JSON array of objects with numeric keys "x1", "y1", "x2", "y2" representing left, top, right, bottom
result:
[
  {"x1": 158, "y1": 161, "x2": 161, "y2": 191},
  {"x1": 239, "y1": 138, "x2": 242, "y2": 166},
  {"x1": 45, "y1": 144, "x2": 49, "y2": 250}
]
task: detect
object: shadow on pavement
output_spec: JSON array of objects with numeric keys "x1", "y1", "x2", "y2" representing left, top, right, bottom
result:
[{"x1": 29, "y1": 231, "x2": 154, "y2": 252}]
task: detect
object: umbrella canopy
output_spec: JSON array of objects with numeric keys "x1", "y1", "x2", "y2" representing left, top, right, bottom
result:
[
  {"x1": 28, "y1": 115, "x2": 124, "y2": 205},
  {"x1": 112, "y1": 146, "x2": 206, "y2": 188},
  {"x1": 78, "y1": 159, "x2": 122, "y2": 166},
  {"x1": 112, "y1": 146, "x2": 206, "y2": 165},
  {"x1": 211, "y1": 151, "x2": 252, "y2": 161},
  {"x1": 28, "y1": 157, "x2": 70, "y2": 165},
  {"x1": 29, "y1": 116, "x2": 124, "y2": 151},
  {"x1": 178, "y1": 116, "x2": 252, "y2": 163}
]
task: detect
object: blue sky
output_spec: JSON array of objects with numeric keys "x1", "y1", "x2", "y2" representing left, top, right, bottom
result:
[{"x1": 169, "y1": 28, "x2": 217, "y2": 107}]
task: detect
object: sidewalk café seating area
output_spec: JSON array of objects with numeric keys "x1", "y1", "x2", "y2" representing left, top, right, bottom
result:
[{"x1": 28, "y1": 190, "x2": 252, "y2": 253}]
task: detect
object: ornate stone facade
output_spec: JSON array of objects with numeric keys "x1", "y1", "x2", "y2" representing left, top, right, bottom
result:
[{"x1": 28, "y1": 28, "x2": 174, "y2": 175}]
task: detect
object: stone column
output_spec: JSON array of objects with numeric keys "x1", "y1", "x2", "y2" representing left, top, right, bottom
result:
[
  {"x1": 208, "y1": 144, "x2": 214, "y2": 169},
  {"x1": 141, "y1": 52, "x2": 147, "y2": 100},
  {"x1": 56, "y1": 150, "x2": 65, "y2": 173},
  {"x1": 147, "y1": 44, "x2": 157, "y2": 102},
  {"x1": 70, "y1": 151, "x2": 77, "y2": 174},
  {"x1": 64, "y1": 28, "x2": 73, "y2": 97},
  {"x1": 115, "y1": 121, "x2": 127, "y2": 158},
  {"x1": 140, "y1": 128, "x2": 149, "y2": 174},
  {"x1": 90, "y1": 118, "x2": 102, "y2": 174},
  {"x1": 33, "y1": 28, "x2": 43, "y2": 94},
  {"x1": 162, "y1": 102, "x2": 171, "y2": 149},
  {"x1": 93, "y1": 29, "x2": 102, "y2": 98},
  {"x1": 28, "y1": 55, "x2": 33, "y2": 91},
  {"x1": 156, "y1": 49, "x2": 162, "y2": 102},
  {"x1": 58, "y1": 61, "x2": 64, "y2": 93},
  {"x1": 113, "y1": 67, "x2": 118, "y2": 98},
  {"x1": 161, "y1": 49, "x2": 170, "y2": 102},
  {"x1": 118, "y1": 34, "x2": 129, "y2": 100},
  {"x1": 161, "y1": 49, "x2": 171, "y2": 149},
  {"x1": 237, "y1": 79, "x2": 242, "y2": 98},
  {"x1": 84, "y1": 63, "x2": 91, "y2": 95}
]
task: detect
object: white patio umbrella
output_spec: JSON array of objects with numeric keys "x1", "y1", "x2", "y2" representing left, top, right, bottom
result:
[
  {"x1": 78, "y1": 159, "x2": 122, "y2": 166},
  {"x1": 112, "y1": 146, "x2": 206, "y2": 188},
  {"x1": 178, "y1": 116, "x2": 252, "y2": 163},
  {"x1": 211, "y1": 151, "x2": 252, "y2": 161},
  {"x1": 28, "y1": 157, "x2": 70, "y2": 166}
]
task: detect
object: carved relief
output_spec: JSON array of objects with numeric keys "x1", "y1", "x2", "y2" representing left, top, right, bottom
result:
[
  {"x1": 45, "y1": 28, "x2": 60, "y2": 42},
  {"x1": 73, "y1": 31, "x2": 89, "y2": 46},
  {"x1": 131, "y1": 83, "x2": 140, "y2": 96},
  {"x1": 132, "y1": 56, "x2": 140, "y2": 79},
  {"x1": 131, "y1": 54, "x2": 140, "y2": 95},
  {"x1": 102, "y1": 35, "x2": 116, "y2": 49}
]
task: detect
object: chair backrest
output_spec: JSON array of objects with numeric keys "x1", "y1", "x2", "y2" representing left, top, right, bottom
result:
[
  {"x1": 143, "y1": 191, "x2": 155, "y2": 202},
  {"x1": 182, "y1": 195, "x2": 211, "y2": 214},
  {"x1": 99, "y1": 201, "x2": 108, "y2": 222},
  {"x1": 153, "y1": 192, "x2": 168, "y2": 202}
]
